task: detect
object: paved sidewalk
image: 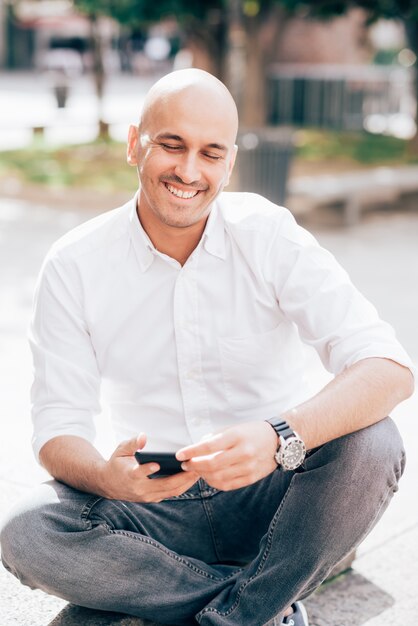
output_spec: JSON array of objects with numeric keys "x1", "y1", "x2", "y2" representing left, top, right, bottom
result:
[
  {"x1": 0, "y1": 195, "x2": 417, "y2": 625},
  {"x1": 0, "y1": 72, "x2": 160, "y2": 149}
]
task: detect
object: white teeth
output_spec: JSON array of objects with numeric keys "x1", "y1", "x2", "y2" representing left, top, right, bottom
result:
[{"x1": 166, "y1": 184, "x2": 198, "y2": 199}]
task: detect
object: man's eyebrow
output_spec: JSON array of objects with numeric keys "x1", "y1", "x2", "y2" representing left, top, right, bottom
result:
[
  {"x1": 206, "y1": 143, "x2": 227, "y2": 152},
  {"x1": 155, "y1": 133, "x2": 183, "y2": 142},
  {"x1": 155, "y1": 133, "x2": 227, "y2": 152}
]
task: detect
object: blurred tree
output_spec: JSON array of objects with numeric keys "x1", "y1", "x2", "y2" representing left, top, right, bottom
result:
[
  {"x1": 74, "y1": 0, "x2": 418, "y2": 139},
  {"x1": 73, "y1": 0, "x2": 291, "y2": 126},
  {"x1": 73, "y1": 0, "x2": 228, "y2": 135}
]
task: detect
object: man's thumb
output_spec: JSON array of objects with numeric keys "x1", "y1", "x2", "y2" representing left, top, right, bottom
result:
[{"x1": 117, "y1": 432, "x2": 147, "y2": 456}]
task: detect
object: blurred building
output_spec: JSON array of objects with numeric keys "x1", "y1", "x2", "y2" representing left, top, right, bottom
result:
[
  {"x1": 1, "y1": 0, "x2": 36, "y2": 69},
  {"x1": 0, "y1": 0, "x2": 120, "y2": 72},
  {"x1": 276, "y1": 8, "x2": 371, "y2": 65},
  {"x1": 266, "y1": 9, "x2": 415, "y2": 138}
]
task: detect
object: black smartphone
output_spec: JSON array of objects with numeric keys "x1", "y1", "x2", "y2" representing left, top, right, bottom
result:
[{"x1": 134, "y1": 451, "x2": 184, "y2": 478}]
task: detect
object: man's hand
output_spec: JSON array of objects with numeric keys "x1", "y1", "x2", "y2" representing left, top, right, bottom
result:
[
  {"x1": 99, "y1": 433, "x2": 199, "y2": 502},
  {"x1": 176, "y1": 421, "x2": 279, "y2": 491}
]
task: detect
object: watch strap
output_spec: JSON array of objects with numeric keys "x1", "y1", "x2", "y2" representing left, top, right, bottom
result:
[{"x1": 266, "y1": 417, "x2": 294, "y2": 440}]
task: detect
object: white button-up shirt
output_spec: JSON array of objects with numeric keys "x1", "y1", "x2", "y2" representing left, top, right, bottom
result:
[{"x1": 30, "y1": 192, "x2": 414, "y2": 460}]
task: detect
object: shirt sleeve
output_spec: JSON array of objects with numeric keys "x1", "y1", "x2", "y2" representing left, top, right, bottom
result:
[
  {"x1": 265, "y1": 211, "x2": 415, "y2": 378},
  {"x1": 30, "y1": 252, "x2": 101, "y2": 462}
]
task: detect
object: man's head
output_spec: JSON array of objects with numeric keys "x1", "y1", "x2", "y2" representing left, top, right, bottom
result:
[{"x1": 127, "y1": 68, "x2": 238, "y2": 229}]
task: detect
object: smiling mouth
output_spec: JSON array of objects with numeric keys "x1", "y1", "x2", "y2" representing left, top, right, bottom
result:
[{"x1": 164, "y1": 183, "x2": 200, "y2": 199}]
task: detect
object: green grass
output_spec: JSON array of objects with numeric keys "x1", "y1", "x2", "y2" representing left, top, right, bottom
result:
[
  {"x1": 0, "y1": 138, "x2": 137, "y2": 191},
  {"x1": 294, "y1": 129, "x2": 415, "y2": 165},
  {"x1": 0, "y1": 131, "x2": 416, "y2": 192}
]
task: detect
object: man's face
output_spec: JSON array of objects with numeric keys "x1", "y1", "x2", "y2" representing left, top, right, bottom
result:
[{"x1": 127, "y1": 88, "x2": 237, "y2": 229}]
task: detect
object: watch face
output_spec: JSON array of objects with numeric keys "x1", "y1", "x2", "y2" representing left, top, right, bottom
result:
[{"x1": 279, "y1": 438, "x2": 306, "y2": 470}]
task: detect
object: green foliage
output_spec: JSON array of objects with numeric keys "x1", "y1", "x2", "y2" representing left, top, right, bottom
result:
[
  {"x1": 74, "y1": 0, "x2": 224, "y2": 26},
  {"x1": 73, "y1": 0, "x2": 418, "y2": 24},
  {"x1": 295, "y1": 129, "x2": 414, "y2": 164},
  {"x1": 0, "y1": 140, "x2": 136, "y2": 191}
]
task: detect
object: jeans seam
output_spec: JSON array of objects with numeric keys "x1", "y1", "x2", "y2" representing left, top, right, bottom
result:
[
  {"x1": 80, "y1": 496, "x2": 104, "y2": 530},
  {"x1": 197, "y1": 476, "x2": 296, "y2": 619},
  {"x1": 201, "y1": 496, "x2": 223, "y2": 562},
  {"x1": 164, "y1": 491, "x2": 204, "y2": 501},
  {"x1": 108, "y1": 528, "x2": 239, "y2": 582},
  {"x1": 163, "y1": 485, "x2": 219, "y2": 501}
]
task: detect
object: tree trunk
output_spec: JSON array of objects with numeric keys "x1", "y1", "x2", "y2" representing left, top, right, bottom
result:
[
  {"x1": 89, "y1": 12, "x2": 109, "y2": 139},
  {"x1": 224, "y1": 0, "x2": 247, "y2": 114},
  {"x1": 183, "y1": 14, "x2": 227, "y2": 80},
  {"x1": 241, "y1": 15, "x2": 266, "y2": 127},
  {"x1": 180, "y1": 4, "x2": 290, "y2": 128},
  {"x1": 405, "y1": 20, "x2": 418, "y2": 156},
  {"x1": 238, "y1": 5, "x2": 290, "y2": 128}
]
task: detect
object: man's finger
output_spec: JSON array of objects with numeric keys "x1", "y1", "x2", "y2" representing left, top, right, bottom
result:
[
  {"x1": 161, "y1": 471, "x2": 199, "y2": 489},
  {"x1": 181, "y1": 447, "x2": 240, "y2": 472},
  {"x1": 177, "y1": 431, "x2": 236, "y2": 461},
  {"x1": 116, "y1": 432, "x2": 147, "y2": 456},
  {"x1": 142, "y1": 472, "x2": 199, "y2": 499},
  {"x1": 137, "y1": 462, "x2": 161, "y2": 477}
]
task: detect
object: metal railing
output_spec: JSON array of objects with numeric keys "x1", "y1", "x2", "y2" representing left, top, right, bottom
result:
[{"x1": 267, "y1": 64, "x2": 414, "y2": 131}]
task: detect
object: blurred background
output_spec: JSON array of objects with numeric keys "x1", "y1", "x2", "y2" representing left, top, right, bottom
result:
[
  {"x1": 1, "y1": 0, "x2": 418, "y2": 196},
  {"x1": 3, "y1": 0, "x2": 418, "y2": 368},
  {"x1": 1, "y1": 2, "x2": 418, "y2": 624}
]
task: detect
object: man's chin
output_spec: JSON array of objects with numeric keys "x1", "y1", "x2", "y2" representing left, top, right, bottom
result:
[
  {"x1": 158, "y1": 203, "x2": 213, "y2": 229},
  {"x1": 162, "y1": 215, "x2": 206, "y2": 229}
]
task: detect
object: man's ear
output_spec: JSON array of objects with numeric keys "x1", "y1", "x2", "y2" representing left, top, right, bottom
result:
[
  {"x1": 127, "y1": 125, "x2": 139, "y2": 166},
  {"x1": 224, "y1": 144, "x2": 238, "y2": 187}
]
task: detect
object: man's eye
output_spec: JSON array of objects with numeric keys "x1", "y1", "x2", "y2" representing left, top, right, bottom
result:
[
  {"x1": 204, "y1": 153, "x2": 222, "y2": 161},
  {"x1": 161, "y1": 144, "x2": 182, "y2": 151}
]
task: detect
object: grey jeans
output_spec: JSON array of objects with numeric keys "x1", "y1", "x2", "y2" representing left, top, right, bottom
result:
[{"x1": 0, "y1": 418, "x2": 405, "y2": 625}]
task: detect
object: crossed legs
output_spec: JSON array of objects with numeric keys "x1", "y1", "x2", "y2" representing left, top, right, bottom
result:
[{"x1": 1, "y1": 418, "x2": 405, "y2": 625}]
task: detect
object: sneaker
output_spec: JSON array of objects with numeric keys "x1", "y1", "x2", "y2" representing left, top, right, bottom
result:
[{"x1": 281, "y1": 601, "x2": 309, "y2": 626}]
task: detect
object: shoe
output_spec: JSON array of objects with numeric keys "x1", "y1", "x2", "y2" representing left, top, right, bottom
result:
[{"x1": 281, "y1": 601, "x2": 309, "y2": 626}]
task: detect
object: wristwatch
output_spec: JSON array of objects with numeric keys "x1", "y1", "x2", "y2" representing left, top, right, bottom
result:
[{"x1": 266, "y1": 417, "x2": 306, "y2": 471}]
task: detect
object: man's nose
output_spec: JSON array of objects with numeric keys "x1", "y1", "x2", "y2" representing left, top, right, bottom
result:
[{"x1": 174, "y1": 154, "x2": 201, "y2": 185}]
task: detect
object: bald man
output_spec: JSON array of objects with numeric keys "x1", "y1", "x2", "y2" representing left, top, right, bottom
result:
[{"x1": 1, "y1": 69, "x2": 414, "y2": 626}]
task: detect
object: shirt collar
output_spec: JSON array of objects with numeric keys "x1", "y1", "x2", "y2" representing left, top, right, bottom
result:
[
  {"x1": 128, "y1": 194, "x2": 226, "y2": 272},
  {"x1": 128, "y1": 194, "x2": 155, "y2": 272},
  {"x1": 203, "y1": 198, "x2": 226, "y2": 260}
]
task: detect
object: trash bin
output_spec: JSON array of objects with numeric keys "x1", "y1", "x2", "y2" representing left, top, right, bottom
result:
[{"x1": 236, "y1": 127, "x2": 294, "y2": 206}]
